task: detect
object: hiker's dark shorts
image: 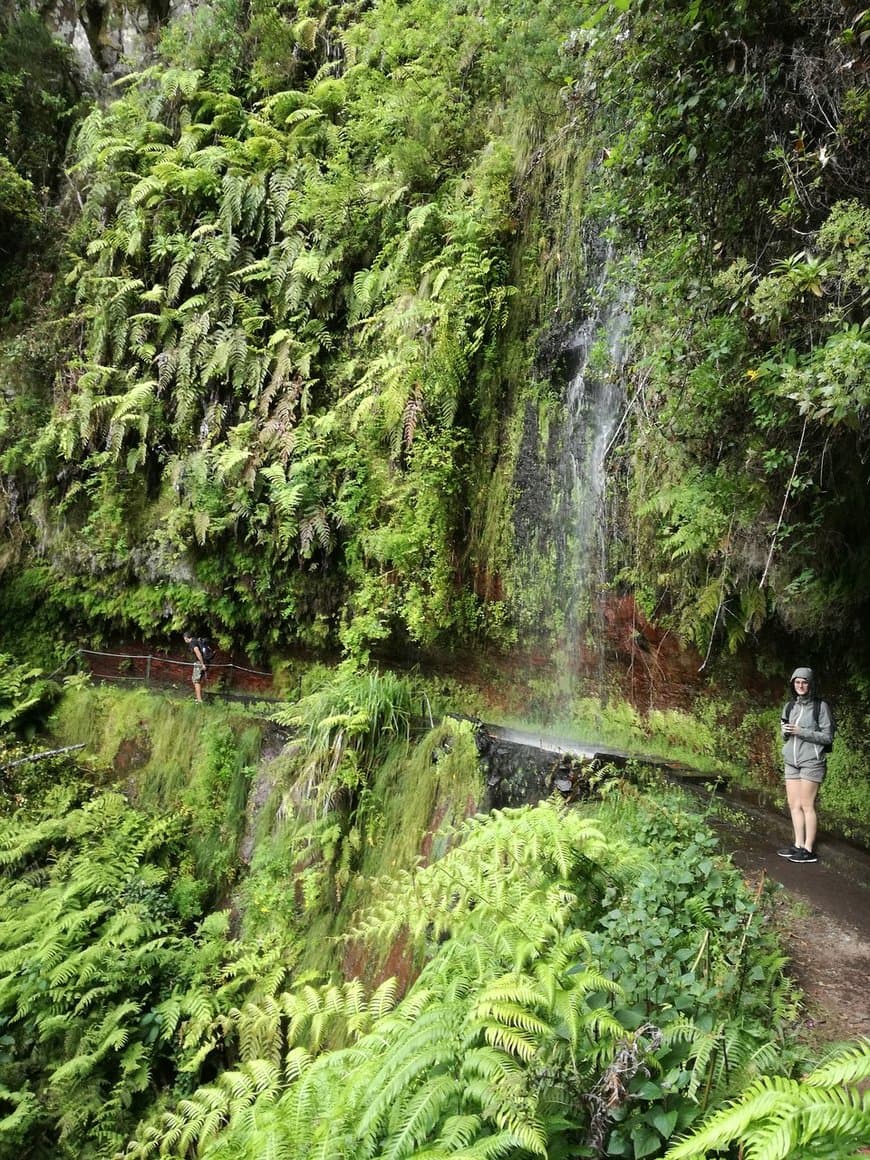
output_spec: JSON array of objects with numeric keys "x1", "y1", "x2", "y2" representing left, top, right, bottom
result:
[{"x1": 784, "y1": 762, "x2": 826, "y2": 783}]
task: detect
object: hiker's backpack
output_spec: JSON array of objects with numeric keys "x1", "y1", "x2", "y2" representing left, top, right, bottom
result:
[
  {"x1": 782, "y1": 697, "x2": 835, "y2": 754},
  {"x1": 197, "y1": 638, "x2": 215, "y2": 664}
]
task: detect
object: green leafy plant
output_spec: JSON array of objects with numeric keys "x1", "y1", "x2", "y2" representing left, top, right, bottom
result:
[
  {"x1": 0, "y1": 653, "x2": 57, "y2": 732},
  {"x1": 272, "y1": 663, "x2": 432, "y2": 794},
  {"x1": 119, "y1": 788, "x2": 805, "y2": 1160},
  {"x1": 664, "y1": 1036, "x2": 870, "y2": 1160}
]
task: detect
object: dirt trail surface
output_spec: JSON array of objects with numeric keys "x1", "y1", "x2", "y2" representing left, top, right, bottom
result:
[{"x1": 712, "y1": 793, "x2": 870, "y2": 1044}]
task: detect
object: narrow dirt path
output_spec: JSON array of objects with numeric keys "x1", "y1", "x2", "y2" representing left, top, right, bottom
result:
[{"x1": 717, "y1": 804, "x2": 870, "y2": 1044}]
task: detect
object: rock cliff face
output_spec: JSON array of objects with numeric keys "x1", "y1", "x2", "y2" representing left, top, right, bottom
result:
[{"x1": 36, "y1": 0, "x2": 192, "y2": 78}]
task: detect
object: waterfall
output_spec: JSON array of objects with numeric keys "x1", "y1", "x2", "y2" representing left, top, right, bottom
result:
[
  {"x1": 509, "y1": 255, "x2": 630, "y2": 708},
  {"x1": 558, "y1": 275, "x2": 630, "y2": 686}
]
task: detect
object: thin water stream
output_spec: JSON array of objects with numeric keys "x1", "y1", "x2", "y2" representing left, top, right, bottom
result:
[
  {"x1": 557, "y1": 279, "x2": 629, "y2": 688},
  {"x1": 510, "y1": 253, "x2": 631, "y2": 705},
  {"x1": 549, "y1": 265, "x2": 629, "y2": 707}
]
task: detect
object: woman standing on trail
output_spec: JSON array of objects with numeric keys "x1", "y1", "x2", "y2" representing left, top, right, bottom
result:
[{"x1": 778, "y1": 666, "x2": 833, "y2": 864}]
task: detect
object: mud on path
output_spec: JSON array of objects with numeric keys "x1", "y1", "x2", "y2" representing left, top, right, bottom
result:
[{"x1": 775, "y1": 902, "x2": 870, "y2": 1044}]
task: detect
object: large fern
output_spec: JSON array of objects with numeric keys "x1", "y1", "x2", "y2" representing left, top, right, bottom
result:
[
  {"x1": 0, "y1": 789, "x2": 293, "y2": 1159},
  {"x1": 121, "y1": 799, "x2": 632, "y2": 1159}
]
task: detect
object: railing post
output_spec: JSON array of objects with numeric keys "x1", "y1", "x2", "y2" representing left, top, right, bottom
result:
[{"x1": 145, "y1": 655, "x2": 152, "y2": 685}]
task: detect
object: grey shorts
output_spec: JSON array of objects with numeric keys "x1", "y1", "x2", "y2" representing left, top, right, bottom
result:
[
  {"x1": 192, "y1": 662, "x2": 206, "y2": 682},
  {"x1": 784, "y1": 763, "x2": 826, "y2": 784}
]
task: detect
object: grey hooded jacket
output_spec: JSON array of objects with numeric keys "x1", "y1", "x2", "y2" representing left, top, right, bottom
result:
[{"x1": 781, "y1": 667, "x2": 833, "y2": 767}]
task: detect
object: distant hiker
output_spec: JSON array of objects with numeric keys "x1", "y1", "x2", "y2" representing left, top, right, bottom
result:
[
  {"x1": 183, "y1": 632, "x2": 212, "y2": 703},
  {"x1": 777, "y1": 666, "x2": 833, "y2": 864}
]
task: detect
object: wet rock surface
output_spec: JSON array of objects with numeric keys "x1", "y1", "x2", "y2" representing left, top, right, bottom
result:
[
  {"x1": 477, "y1": 726, "x2": 592, "y2": 809},
  {"x1": 477, "y1": 722, "x2": 692, "y2": 809}
]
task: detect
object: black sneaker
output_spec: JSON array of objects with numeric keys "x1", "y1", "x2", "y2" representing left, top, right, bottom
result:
[
  {"x1": 777, "y1": 845, "x2": 800, "y2": 858},
  {"x1": 788, "y1": 847, "x2": 818, "y2": 863}
]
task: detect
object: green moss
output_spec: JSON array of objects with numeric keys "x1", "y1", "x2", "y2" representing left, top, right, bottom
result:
[
  {"x1": 486, "y1": 694, "x2": 731, "y2": 777},
  {"x1": 240, "y1": 716, "x2": 484, "y2": 978},
  {"x1": 321, "y1": 719, "x2": 484, "y2": 978},
  {"x1": 48, "y1": 684, "x2": 263, "y2": 901},
  {"x1": 366, "y1": 718, "x2": 481, "y2": 878}
]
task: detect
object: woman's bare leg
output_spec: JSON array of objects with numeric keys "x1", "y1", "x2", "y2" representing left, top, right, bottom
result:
[
  {"x1": 785, "y1": 779, "x2": 805, "y2": 848},
  {"x1": 796, "y1": 779, "x2": 819, "y2": 851},
  {"x1": 785, "y1": 778, "x2": 819, "y2": 850}
]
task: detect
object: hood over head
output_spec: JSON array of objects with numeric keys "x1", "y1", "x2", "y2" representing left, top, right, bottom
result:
[{"x1": 790, "y1": 667, "x2": 815, "y2": 696}]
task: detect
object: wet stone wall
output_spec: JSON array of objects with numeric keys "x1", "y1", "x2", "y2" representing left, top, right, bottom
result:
[{"x1": 475, "y1": 727, "x2": 598, "y2": 810}]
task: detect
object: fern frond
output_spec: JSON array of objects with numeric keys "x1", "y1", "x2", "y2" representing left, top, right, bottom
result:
[
  {"x1": 806, "y1": 1037, "x2": 870, "y2": 1087},
  {"x1": 382, "y1": 1073, "x2": 463, "y2": 1160},
  {"x1": 665, "y1": 1068, "x2": 870, "y2": 1160},
  {"x1": 460, "y1": 1046, "x2": 525, "y2": 1087}
]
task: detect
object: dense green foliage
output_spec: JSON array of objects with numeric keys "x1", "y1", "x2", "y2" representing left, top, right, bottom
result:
[
  {"x1": 48, "y1": 685, "x2": 262, "y2": 905},
  {"x1": 0, "y1": 0, "x2": 536, "y2": 659},
  {"x1": 1, "y1": 0, "x2": 865, "y2": 679},
  {"x1": 583, "y1": 1, "x2": 870, "y2": 660},
  {"x1": 0, "y1": 782, "x2": 290, "y2": 1158},
  {"x1": 0, "y1": 5, "x2": 81, "y2": 293},
  {"x1": 0, "y1": 13, "x2": 867, "y2": 1154},
  {"x1": 3, "y1": 677, "x2": 825, "y2": 1155},
  {"x1": 0, "y1": 653, "x2": 58, "y2": 733},
  {"x1": 1, "y1": 0, "x2": 868, "y2": 1141},
  {"x1": 665, "y1": 1037, "x2": 870, "y2": 1160}
]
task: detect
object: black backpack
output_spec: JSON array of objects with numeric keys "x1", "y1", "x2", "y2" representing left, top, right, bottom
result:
[
  {"x1": 782, "y1": 697, "x2": 835, "y2": 754},
  {"x1": 191, "y1": 637, "x2": 215, "y2": 664}
]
